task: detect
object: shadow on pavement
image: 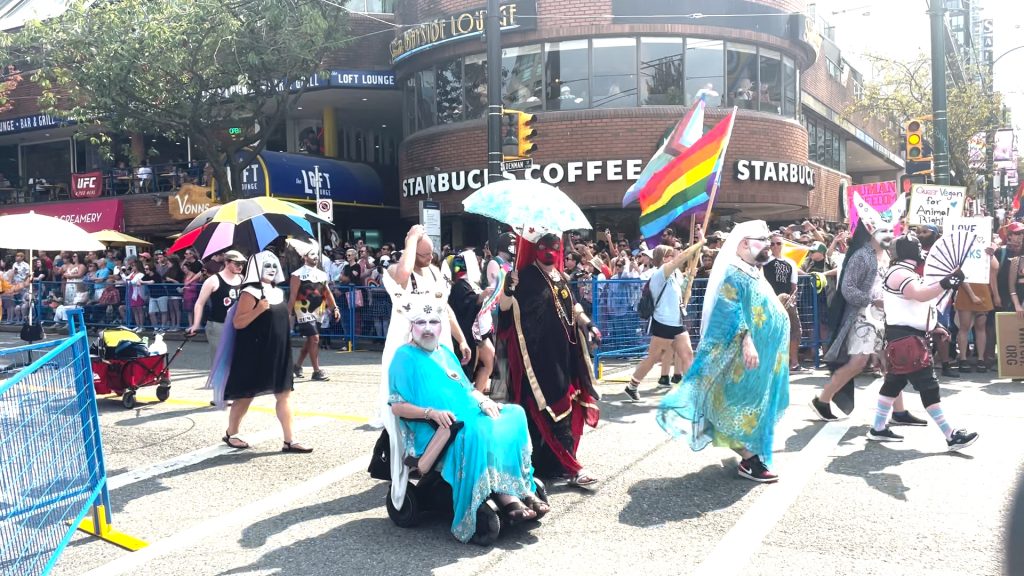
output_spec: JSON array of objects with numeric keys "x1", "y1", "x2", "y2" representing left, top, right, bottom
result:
[
  {"x1": 778, "y1": 421, "x2": 824, "y2": 454},
  {"x1": 113, "y1": 405, "x2": 213, "y2": 427},
  {"x1": 826, "y1": 425, "x2": 938, "y2": 501},
  {"x1": 617, "y1": 463, "x2": 756, "y2": 528}
]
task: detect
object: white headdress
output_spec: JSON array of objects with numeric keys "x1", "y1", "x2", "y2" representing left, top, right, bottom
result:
[
  {"x1": 853, "y1": 192, "x2": 906, "y2": 235},
  {"x1": 241, "y1": 250, "x2": 285, "y2": 286},
  {"x1": 393, "y1": 290, "x2": 446, "y2": 323},
  {"x1": 700, "y1": 220, "x2": 771, "y2": 337}
]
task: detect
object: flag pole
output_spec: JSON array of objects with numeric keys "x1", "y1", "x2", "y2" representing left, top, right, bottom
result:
[
  {"x1": 700, "y1": 107, "x2": 738, "y2": 234},
  {"x1": 688, "y1": 213, "x2": 696, "y2": 246}
]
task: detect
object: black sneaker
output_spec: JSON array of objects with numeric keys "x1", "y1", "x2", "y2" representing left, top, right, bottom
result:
[
  {"x1": 809, "y1": 397, "x2": 839, "y2": 422},
  {"x1": 657, "y1": 375, "x2": 671, "y2": 388},
  {"x1": 737, "y1": 456, "x2": 779, "y2": 483},
  {"x1": 946, "y1": 429, "x2": 978, "y2": 452},
  {"x1": 671, "y1": 374, "x2": 682, "y2": 384},
  {"x1": 293, "y1": 364, "x2": 303, "y2": 378},
  {"x1": 311, "y1": 369, "x2": 329, "y2": 381},
  {"x1": 867, "y1": 427, "x2": 904, "y2": 442},
  {"x1": 790, "y1": 365, "x2": 809, "y2": 373},
  {"x1": 941, "y1": 363, "x2": 960, "y2": 378},
  {"x1": 957, "y1": 362, "x2": 972, "y2": 374},
  {"x1": 624, "y1": 384, "x2": 640, "y2": 401},
  {"x1": 890, "y1": 410, "x2": 928, "y2": 427}
]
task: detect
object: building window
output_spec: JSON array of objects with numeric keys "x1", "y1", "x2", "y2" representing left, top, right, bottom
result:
[
  {"x1": 545, "y1": 40, "x2": 589, "y2": 111},
  {"x1": 591, "y1": 38, "x2": 637, "y2": 109},
  {"x1": 685, "y1": 39, "x2": 724, "y2": 106},
  {"x1": 345, "y1": 0, "x2": 394, "y2": 13},
  {"x1": 726, "y1": 43, "x2": 758, "y2": 109},
  {"x1": 757, "y1": 48, "x2": 782, "y2": 114},
  {"x1": 805, "y1": 117, "x2": 843, "y2": 171},
  {"x1": 436, "y1": 59, "x2": 463, "y2": 124},
  {"x1": 463, "y1": 53, "x2": 487, "y2": 120},
  {"x1": 501, "y1": 44, "x2": 543, "y2": 111},
  {"x1": 403, "y1": 77, "x2": 416, "y2": 136},
  {"x1": 783, "y1": 56, "x2": 797, "y2": 118},
  {"x1": 826, "y1": 57, "x2": 842, "y2": 81},
  {"x1": 853, "y1": 78, "x2": 864, "y2": 101},
  {"x1": 415, "y1": 69, "x2": 436, "y2": 131},
  {"x1": 640, "y1": 37, "x2": 684, "y2": 106}
]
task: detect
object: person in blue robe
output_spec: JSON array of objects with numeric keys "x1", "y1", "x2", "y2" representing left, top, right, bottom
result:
[
  {"x1": 658, "y1": 220, "x2": 790, "y2": 483},
  {"x1": 388, "y1": 292, "x2": 549, "y2": 543}
]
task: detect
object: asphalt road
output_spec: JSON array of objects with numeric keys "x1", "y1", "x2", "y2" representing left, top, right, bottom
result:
[{"x1": 3, "y1": 332, "x2": 1021, "y2": 576}]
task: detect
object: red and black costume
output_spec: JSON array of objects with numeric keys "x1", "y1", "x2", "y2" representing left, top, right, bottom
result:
[{"x1": 499, "y1": 234, "x2": 600, "y2": 478}]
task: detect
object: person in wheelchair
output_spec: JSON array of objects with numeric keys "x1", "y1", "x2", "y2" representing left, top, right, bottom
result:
[{"x1": 387, "y1": 290, "x2": 549, "y2": 544}]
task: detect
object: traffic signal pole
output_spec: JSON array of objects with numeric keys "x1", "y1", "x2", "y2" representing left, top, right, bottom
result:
[
  {"x1": 485, "y1": 0, "x2": 503, "y2": 185},
  {"x1": 928, "y1": 0, "x2": 951, "y2": 185}
]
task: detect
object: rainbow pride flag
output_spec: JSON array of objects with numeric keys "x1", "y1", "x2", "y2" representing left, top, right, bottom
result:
[
  {"x1": 622, "y1": 98, "x2": 706, "y2": 208},
  {"x1": 638, "y1": 109, "x2": 737, "y2": 239}
]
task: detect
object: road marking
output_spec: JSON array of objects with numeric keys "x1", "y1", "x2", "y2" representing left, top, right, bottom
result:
[
  {"x1": 693, "y1": 421, "x2": 852, "y2": 576},
  {"x1": 84, "y1": 454, "x2": 371, "y2": 576},
  {"x1": 157, "y1": 397, "x2": 370, "y2": 423},
  {"x1": 108, "y1": 418, "x2": 329, "y2": 489}
]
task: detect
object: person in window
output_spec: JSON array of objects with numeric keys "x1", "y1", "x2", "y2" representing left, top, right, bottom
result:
[
  {"x1": 135, "y1": 160, "x2": 154, "y2": 193},
  {"x1": 0, "y1": 172, "x2": 11, "y2": 188}
]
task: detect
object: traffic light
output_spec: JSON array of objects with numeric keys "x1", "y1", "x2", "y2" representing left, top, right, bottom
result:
[
  {"x1": 904, "y1": 117, "x2": 933, "y2": 178},
  {"x1": 501, "y1": 110, "x2": 519, "y2": 160},
  {"x1": 517, "y1": 111, "x2": 537, "y2": 158}
]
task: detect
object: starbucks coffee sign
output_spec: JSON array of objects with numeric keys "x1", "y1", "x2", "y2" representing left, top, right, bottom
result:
[{"x1": 735, "y1": 160, "x2": 815, "y2": 188}]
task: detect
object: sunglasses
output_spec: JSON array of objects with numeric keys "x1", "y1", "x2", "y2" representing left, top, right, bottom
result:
[{"x1": 771, "y1": 242, "x2": 783, "y2": 246}]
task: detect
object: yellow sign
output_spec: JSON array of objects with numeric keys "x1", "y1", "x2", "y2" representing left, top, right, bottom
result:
[{"x1": 169, "y1": 184, "x2": 217, "y2": 220}]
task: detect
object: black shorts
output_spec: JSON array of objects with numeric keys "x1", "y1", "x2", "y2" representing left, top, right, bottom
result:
[
  {"x1": 649, "y1": 319, "x2": 686, "y2": 340},
  {"x1": 296, "y1": 321, "x2": 320, "y2": 337}
]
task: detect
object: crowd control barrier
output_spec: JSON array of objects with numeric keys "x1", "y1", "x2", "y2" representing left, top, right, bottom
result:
[{"x1": 0, "y1": 310, "x2": 145, "y2": 576}]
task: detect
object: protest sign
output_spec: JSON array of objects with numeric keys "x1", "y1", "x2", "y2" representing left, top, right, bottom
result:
[
  {"x1": 996, "y1": 312, "x2": 1024, "y2": 379},
  {"x1": 943, "y1": 217, "x2": 991, "y2": 283},
  {"x1": 909, "y1": 184, "x2": 966, "y2": 226},
  {"x1": 847, "y1": 181, "x2": 901, "y2": 234}
]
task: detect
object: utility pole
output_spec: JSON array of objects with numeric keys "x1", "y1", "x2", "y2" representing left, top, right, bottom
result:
[
  {"x1": 929, "y1": 0, "x2": 951, "y2": 185},
  {"x1": 485, "y1": 0, "x2": 502, "y2": 185}
]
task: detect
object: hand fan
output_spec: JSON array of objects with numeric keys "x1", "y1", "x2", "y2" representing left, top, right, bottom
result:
[{"x1": 923, "y1": 231, "x2": 978, "y2": 310}]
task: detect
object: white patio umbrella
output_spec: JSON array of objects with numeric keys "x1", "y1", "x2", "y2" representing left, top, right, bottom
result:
[{"x1": 0, "y1": 211, "x2": 106, "y2": 327}]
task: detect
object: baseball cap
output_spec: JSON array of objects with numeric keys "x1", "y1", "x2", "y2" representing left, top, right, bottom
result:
[
  {"x1": 223, "y1": 249, "x2": 246, "y2": 262},
  {"x1": 379, "y1": 255, "x2": 392, "y2": 268},
  {"x1": 140, "y1": 252, "x2": 151, "y2": 259},
  {"x1": 810, "y1": 241, "x2": 827, "y2": 254},
  {"x1": 154, "y1": 249, "x2": 165, "y2": 256},
  {"x1": 1008, "y1": 222, "x2": 1024, "y2": 234}
]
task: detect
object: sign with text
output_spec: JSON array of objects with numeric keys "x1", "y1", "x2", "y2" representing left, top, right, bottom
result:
[
  {"x1": 847, "y1": 181, "x2": 901, "y2": 235},
  {"x1": 943, "y1": 217, "x2": 991, "y2": 283},
  {"x1": 169, "y1": 184, "x2": 217, "y2": 220},
  {"x1": 0, "y1": 198, "x2": 123, "y2": 232},
  {"x1": 909, "y1": 184, "x2": 966, "y2": 226},
  {"x1": 390, "y1": 0, "x2": 537, "y2": 63},
  {"x1": 403, "y1": 158, "x2": 644, "y2": 198},
  {"x1": 71, "y1": 171, "x2": 103, "y2": 199},
  {"x1": 419, "y1": 200, "x2": 441, "y2": 251},
  {"x1": 0, "y1": 113, "x2": 70, "y2": 136},
  {"x1": 996, "y1": 312, "x2": 1024, "y2": 378}
]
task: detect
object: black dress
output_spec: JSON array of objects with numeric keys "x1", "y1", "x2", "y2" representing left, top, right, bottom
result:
[{"x1": 224, "y1": 287, "x2": 294, "y2": 400}]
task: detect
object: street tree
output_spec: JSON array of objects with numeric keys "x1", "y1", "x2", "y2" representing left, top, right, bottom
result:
[
  {"x1": 12, "y1": 0, "x2": 350, "y2": 200},
  {"x1": 848, "y1": 53, "x2": 1004, "y2": 192}
]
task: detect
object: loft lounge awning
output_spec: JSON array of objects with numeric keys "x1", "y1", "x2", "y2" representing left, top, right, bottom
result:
[{"x1": 233, "y1": 150, "x2": 385, "y2": 207}]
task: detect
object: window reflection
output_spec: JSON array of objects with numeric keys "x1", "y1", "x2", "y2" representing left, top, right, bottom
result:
[
  {"x1": 436, "y1": 59, "x2": 463, "y2": 124},
  {"x1": 403, "y1": 77, "x2": 416, "y2": 136},
  {"x1": 416, "y1": 70, "x2": 435, "y2": 130},
  {"x1": 592, "y1": 38, "x2": 637, "y2": 109},
  {"x1": 502, "y1": 45, "x2": 544, "y2": 111},
  {"x1": 783, "y1": 56, "x2": 797, "y2": 117},
  {"x1": 641, "y1": 38, "x2": 684, "y2": 106},
  {"x1": 685, "y1": 39, "x2": 723, "y2": 106},
  {"x1": 463, "y1": 54, "x2": 487, "y2": 120},
  {"x1": 757, "y1": 49, "x2": 782, "y2": 114},
  {"x1": 546, "y1": 40, "x2": 589, "y2": 111},
  {"x1": 726, "y1": 43, "x2": 758, "y2": 110}
]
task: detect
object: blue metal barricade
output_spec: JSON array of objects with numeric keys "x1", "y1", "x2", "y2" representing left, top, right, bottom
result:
[
  {"x1": 584, "y1": 276, "x2": 822, "y2": 376},
  {"x1": 0, "y1": 310, "x2": 145, "y2": 576}
]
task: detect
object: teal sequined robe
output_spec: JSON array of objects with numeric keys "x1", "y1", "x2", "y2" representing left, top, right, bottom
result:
[{"x1": 658, "y1": 263, "x2": 790, "y2": 465}]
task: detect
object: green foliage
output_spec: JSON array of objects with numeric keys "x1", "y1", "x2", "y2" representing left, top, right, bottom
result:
[
  {"x1": 10, "y1": 0, "x2": 350, "y2": 199},
  {"x1": 848, "y1": 53, "x2": 1003, "y2": 191}
]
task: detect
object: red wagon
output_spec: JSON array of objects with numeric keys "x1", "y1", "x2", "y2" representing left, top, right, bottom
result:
[{"x1": 90, "y1": 328, "x2": 189, "y2": 409}]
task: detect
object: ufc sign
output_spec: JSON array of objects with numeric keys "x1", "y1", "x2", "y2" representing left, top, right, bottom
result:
[{"x1": 71, "y1": 171, "x2": 103, "y2": 198}]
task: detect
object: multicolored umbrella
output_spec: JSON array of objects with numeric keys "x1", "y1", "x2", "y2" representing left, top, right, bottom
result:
[
  {"x1": 168, "y1": 197, "x2": 331, "y2": 258},
  {"x1": 462, "y1": 179, "x2": 591, "y2": 242}
]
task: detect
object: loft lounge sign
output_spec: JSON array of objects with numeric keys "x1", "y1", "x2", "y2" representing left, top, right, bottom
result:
[
  {"x1": 735, "y1": 159, "x2": 815, "y2": 189},
  {"x1": 390, "y1": 0, "x2": 537, "y2": 63},
  {"x1": 403, "y1": 158, "x2": 645, "y2": 198}
]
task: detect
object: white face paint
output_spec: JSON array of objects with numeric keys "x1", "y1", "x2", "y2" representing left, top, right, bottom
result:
[
  {"x1": 872, "y1": 226, "x2": 895, "y2": 249},
  {"x1": 261, "y1": 261, "x2": 279, "y2": 282},
  {"x1": 411, "y1": 316, "x2": 442, "y2": 350},
  {"x1": 746, "y1": 236, "x2": 771, "y2": 263}
]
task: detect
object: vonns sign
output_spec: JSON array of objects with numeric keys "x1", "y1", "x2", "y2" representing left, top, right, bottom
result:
[{"x1": 169, "y1": 184, "x2": 217, "y2": 220}]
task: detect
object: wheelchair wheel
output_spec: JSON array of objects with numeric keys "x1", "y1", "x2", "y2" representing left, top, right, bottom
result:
[
  {"x1": 470, "y1": 499, "x2": 502, "y2": 547},
  {"x1": 385, "y1": 482, "x2": 420, "y2": 528},
  {"x1": 533, "y1": 477, "x2": 549, "y2": 504}
]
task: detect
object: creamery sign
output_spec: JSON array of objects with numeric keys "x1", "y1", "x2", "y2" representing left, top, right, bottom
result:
[
  {"x1": 390, "y1": 0, "x2": 537, "y2": 63},
  {"x1": 169, "y1": 184, "x2": 218, "y2": 220}
]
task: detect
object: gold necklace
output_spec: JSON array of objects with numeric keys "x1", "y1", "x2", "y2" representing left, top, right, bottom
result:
[{"x1": 535, "y1": 263, "x2": 577, "y2": 343}]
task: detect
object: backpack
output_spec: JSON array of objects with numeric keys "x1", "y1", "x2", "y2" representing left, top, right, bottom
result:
[{"x1": 637, "y1": 276, "x2": 668, "y2": 321}]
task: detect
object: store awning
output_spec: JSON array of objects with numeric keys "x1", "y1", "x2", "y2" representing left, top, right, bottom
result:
[
  {"x1": 234, "y1": 150, "x2": 385, "y2": 206},
  {"x1": 0, "y1": 198, "x2": 123, "y2": 233}
]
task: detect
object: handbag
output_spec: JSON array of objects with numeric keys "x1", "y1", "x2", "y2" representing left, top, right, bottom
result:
[{"x1": 885, "y1": 335, "x2": 931, "y2": 375}]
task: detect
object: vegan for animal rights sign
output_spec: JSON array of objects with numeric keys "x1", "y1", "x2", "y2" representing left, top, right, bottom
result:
[
  {"x1": 847, "y1": 181, "x2": 901, "y2": 234},
  {"x1": 943, "y1": 217, "x2": 991, "y2": 283},
  {"x1": 909, "y1": 184, "x2": 966, "y2": 226}
]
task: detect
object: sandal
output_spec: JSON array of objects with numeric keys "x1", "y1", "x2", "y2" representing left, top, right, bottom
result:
[
  {"x1": 499, "y1": 500, "x2": 538, "y2": 525},
  {"x1": 222, "y1": 431, "x2": 250, "y2": 450},
  {"x1": 567, "y1": 470, "x2": 599, "y2": 488},
  {"x1": 522, "y1": 494, "x2": 551, "y2": 520},
  {"x1": 282, "y1": 441, "x2": 314, "y2": 454}
]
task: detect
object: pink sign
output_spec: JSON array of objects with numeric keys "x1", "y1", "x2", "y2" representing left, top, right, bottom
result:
[
  {"x1": 847, "y1": 181, "x2": 902, "y2": 235},
  {"x1": 0, "y1": 198, "x2": 123, "y2": 233}
]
